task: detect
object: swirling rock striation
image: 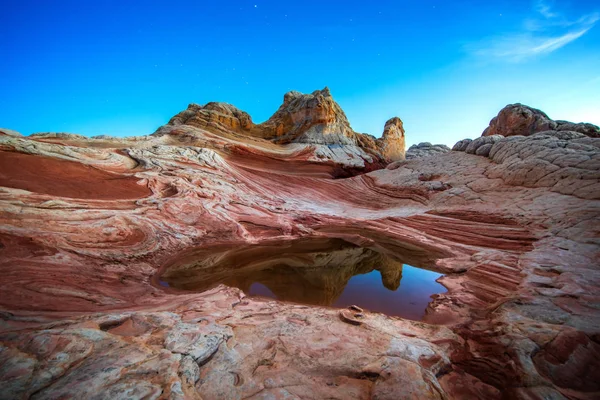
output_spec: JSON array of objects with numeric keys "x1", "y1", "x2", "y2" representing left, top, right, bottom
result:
[{"x1": 0, "y1": 93, "x2": 599, "y2": 399}]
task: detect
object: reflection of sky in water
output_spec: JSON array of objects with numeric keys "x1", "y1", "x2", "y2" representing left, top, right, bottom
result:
[
  {"x1": 249, "y1": 282, "x2": 276, "y2": 298},
  {"x1": 248, "y1": 265, "x2": 446, "y2": 321}
]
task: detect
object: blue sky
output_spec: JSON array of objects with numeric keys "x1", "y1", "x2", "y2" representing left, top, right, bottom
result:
[{"x1": 1, "y1": 0, "x2": 599, "y2": 147}]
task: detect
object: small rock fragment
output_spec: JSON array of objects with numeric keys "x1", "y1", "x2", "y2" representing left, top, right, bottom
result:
[{"x1": 339, "y1": 310, "x2": 362, "y2": 326}]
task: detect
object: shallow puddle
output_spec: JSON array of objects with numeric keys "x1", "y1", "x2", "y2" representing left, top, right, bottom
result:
[{"x1": 159, "y1": 238, "x2": 446, "y2": 320}]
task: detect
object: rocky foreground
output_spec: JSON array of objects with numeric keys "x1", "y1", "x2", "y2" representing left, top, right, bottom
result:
[{"x1": 0, "y1": 90, "x2": 599, "y2": 399}]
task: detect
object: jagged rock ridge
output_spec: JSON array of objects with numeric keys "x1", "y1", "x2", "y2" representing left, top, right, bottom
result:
[{"x1": 158, "y1": 87, "x2": 407, "y2": 163}]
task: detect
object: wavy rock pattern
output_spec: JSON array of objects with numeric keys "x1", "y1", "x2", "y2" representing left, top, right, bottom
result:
[
  {"x1": 0, "y1": 95, "x2": 599, "y2": 399},
  {"x1": 454, "y1": 131, "x2": 600, "y2": 199}
]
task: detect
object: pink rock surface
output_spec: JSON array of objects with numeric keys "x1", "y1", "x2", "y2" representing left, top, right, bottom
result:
[
  {"x1": 482, "y1": 103, "x2": 600, "y2": 138},
  {"x1": 0, "y1": 93, "x2": 599, "y2": 399}
]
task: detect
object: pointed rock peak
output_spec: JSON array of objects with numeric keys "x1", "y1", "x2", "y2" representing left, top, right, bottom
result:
[
  {"x1": 180, "y1": 101, "x2": 250, "y2": 117},
  {"x1": 283, "y1": 87, "x2": 332, "y2": 105},
  {"x1": 283, "y1": 90, "x2": 303, "y2": 104},
  {"x1": 309, "y1": 87, "x2": 332, "y2": 98},
  {"x1": 376, "y1": 117, "x2": 406, "y2": 162},
  {"x1": 383, "y1": 117, "x2": 405, "y2": 138},
  {"x1": 162, "y1": 101, "x2": 253, "y2": 133},
  {"x1": 201, "y1": 102, "x2": 250, "y2": 117},
  {"x1": 260, "y1": 87, "x2": 355, "y2": 145}
]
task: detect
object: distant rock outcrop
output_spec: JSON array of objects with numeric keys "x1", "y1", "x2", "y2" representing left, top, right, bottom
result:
[
  {"x1": 0, "y1": 128, "x2": 22, "y2": 137},
  {"x1": 259, "y1": 87, "x2": 357, "y2": 146},
  {"x1": 29, "y1": 132, "x2": 89, "y2": 140},
  {"x1": 157, "y1": 87, "x2": 406, "y2": 163},
  {"x1": 376, "y1": 117, "x2": 406, "y2": 162},
  {"x1": 482, "y1": 103, "x2": 600, "y2": 138},
  {"x1": 160, "y1": 101, "x2": 254, "y2": 135},
  {"x1": 405, "y1": 142, "x2": 450, "y2": 159}
]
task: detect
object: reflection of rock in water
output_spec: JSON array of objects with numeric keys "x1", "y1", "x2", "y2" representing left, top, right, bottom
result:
[
  {"x1": 227, "y1": 250, "x2": 403, "y2": 306},
  {"x1": 161, "y1": 238, "x2": 404, "y2": 306},
  {"x1": 378, "y1": 256, "x2": 403, "y2": 291}
]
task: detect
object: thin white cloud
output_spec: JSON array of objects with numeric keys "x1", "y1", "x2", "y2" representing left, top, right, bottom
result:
[
  {"x1": 535, "y1": 0, "x2": 559, "y2": 19},
  {"x1": 531, "y1": 29, "x2": 588, "y2": 53},
  {"x1": 467, "y1": 1, "x2": 598, "y2": 62}
]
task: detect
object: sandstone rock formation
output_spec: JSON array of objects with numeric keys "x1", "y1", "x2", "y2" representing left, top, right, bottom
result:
[
  {"x1": 482, "y1": 103, "x2": 600, "y2": 138},
  {"x1": 376, "y1": 117, "x2": 406, "y2": 161},
  {"x1": 0, "y1": 128, "x2": 22, "y2": 137},
  {"x1": 157, "y1": 87, "x2": 406, "y2": 165},
  {"x1": 452, "y1": 130, "x2": 600, "y2": 199},
  {"x1": 406, "y1": 142, "x2": 450, "y2": 159},
  {"x1": 0, "y1": 94, "x2": 599, "y2": 399}
]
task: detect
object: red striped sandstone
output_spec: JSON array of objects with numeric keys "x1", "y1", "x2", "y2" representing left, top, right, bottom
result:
[{"x1": 0, "y1": 93, "x2": 598, "y2": 399}]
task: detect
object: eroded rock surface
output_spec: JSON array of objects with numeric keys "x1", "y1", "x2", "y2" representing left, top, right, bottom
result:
[
  {"x1": 376, "y1": 117, "x2": 406, "y2": 162},
  {"x1": 0, "y1": 95, "x2": 599, "y2": 399},
  {"x1": 157, "y1": 88, "x2": 406, "y2": 166},
  {"x1": 483, "y1": 103, "x2": 600, "y2": 138},
  {"x1": 406, "y1": 142, "x2": 450, "y2": 160},
  {"x1": 453, "y1": 130, "x2": 600, "y2": 199}
]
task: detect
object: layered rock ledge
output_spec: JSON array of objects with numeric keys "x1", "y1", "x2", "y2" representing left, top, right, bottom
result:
[{"x1": 0, "y1": 93, "x2": 599, "y2": 399}]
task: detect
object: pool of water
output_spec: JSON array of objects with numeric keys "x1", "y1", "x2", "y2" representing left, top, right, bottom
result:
[{"x1": 159, "y1": 238, "x2": 446, "y2": 320}]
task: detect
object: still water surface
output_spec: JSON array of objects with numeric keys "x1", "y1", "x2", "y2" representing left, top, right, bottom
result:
[
  {"x1": 160, "y1": 238, "x2": 446, "y2": 320},
  {"x1": 247, "y1": 265, "x2": 445, "y2": 320}
]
